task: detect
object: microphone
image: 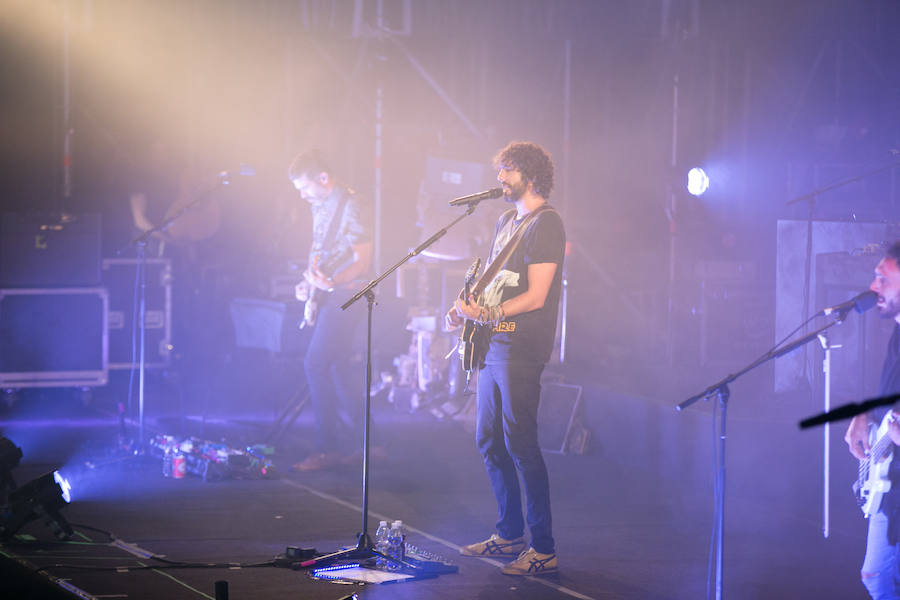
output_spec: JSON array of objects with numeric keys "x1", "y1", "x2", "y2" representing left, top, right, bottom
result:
[
  {"x1": 448, "y1": 187, "x2": 503, "y2": 207},
  {"x1": 818, "y1": 290, "x2": 878, "y2": 317}
]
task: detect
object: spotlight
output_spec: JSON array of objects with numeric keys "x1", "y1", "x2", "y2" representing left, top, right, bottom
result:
[
  {"x1": 686, "y1": 167, "x2": 709, "y2": 196},
  {"x1": 54, "y1": 471, "x2": 72, "y2": 504},
  {"x1": 2, "y1": 471, "x2": 73, "y2": 540}
]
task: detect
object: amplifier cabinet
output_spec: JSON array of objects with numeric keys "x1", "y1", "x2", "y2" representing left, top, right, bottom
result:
[
  {"x1": 0, "y1": 213, "x2": 102, "y2": 286},
  {"x1": 0, "y1": 287, "x2": 108, "y2": 388},
  {"x1": 101, "y1": 258, "x2": 172, "y2": 369}
]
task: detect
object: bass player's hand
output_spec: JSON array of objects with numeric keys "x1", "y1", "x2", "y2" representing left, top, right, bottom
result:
[
  {"x1": 845, "y1": 413, "x2": 873, "y2": 460},
  {"x1": 887, "y1": 412, "x2": 900, "y2": 447}
]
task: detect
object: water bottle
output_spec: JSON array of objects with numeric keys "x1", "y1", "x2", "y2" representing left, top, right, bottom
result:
[
  {"x1": 394, "y1": 520, "x2": 406, "y2": 563},
  {"x1": 387, "y1": 520, "x2": 405, "y2": 570},
  {"x1": 162, "y1": 449, "x2": 173, "y2": 477},
  {"x1": 374, "y1": 520, "x2": 390, "y2": 569}
]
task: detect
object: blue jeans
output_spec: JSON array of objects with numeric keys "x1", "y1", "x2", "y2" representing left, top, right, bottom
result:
[
  {"x1": 475, "y1": 361, "x2": 554, "y2": 555},
  {"x1": 862, "y1": 510, "x2": 900, "y2": 599},
  {"x1": 303, "y1": 297, "x2": 364, "y2": 453}
]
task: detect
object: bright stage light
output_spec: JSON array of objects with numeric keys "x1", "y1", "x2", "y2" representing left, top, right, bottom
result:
[
  {"x1": 53, "y1": 470, "x2": 72, "y2": 504},
  {"x1": 686, "y1": 167, "x2": 709, "y2": 196},
  {"x1": 0, "y1": 438, "x2": 74, "y2": 538},
  {"x1": 1, "y1": 469, "x2": 73, "y2": 540}
]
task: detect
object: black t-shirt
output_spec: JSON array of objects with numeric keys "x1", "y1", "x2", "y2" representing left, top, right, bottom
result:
[{"x1": 482, "y1": 206, "x2": 566, "y2": 365}]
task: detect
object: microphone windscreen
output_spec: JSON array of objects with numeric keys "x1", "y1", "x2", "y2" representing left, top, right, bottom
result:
[{"x1": 855, "y1": 290, "x2": 879, "y2": 314}]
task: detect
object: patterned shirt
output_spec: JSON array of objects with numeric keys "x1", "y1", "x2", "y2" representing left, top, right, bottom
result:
[{"x1": 308, "y1": 185, "x2": 371, "y2": 279}]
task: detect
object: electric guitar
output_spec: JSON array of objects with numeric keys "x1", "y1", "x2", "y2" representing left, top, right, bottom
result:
[
  {"x1": 854, "y1": 411, "x2": 897, "y2": 517},
  {"x1": 457, "y1": 257, "x2": 483, "y2": 372},
  {"x1": 451, "y1": 205, "x2": 556, "y2": 371},
  {"x1": 298, "y1": 245, "x2": 355, "y2": 329}
]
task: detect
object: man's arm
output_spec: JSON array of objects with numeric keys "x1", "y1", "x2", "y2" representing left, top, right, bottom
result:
[
  {"x1": 455, "y1": 262, "x2": 558, "y2": 321},
  {"x1": 333, "y1": 242, "x2": 372, "y2": 286},
  {"x1": 496, "y1": 262, "x2": 557, "y2": 318},
  {"x1": 846, "y1": 413, "x2": 873, "y2": 460},
  {"x1": 305, "y1": 242, "x2": 373, "y2": 291},
  {"x1": 295, "y1": 241, "x2": 317, "y2": 301}
]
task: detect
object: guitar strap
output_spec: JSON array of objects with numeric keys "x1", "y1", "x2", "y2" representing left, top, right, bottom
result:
[
  {"x1": 320, "y1": 191, "x2": 351, "y2": 256},
  {"x1": 471, "y1": 203, "x2": 556, "y2": 298}
]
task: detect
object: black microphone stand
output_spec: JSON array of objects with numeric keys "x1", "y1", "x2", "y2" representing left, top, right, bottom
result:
[
  {"x1": 298, "y1": 200, "x2": 484, "y2": 570},
  {"x1": 676, "y1": 306, "x2": 858, "y2": 600},
  {"x1": 118, "y1": 175, "x2": 232, "y2": 450}
]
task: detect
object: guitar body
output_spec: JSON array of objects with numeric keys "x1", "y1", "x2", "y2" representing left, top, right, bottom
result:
[
  {"x1": 298, "y1": 245, "x2": 356, "y2": 329},
  {"x1": 855, "y1": 411, "x2": 897, "y2": 517},
  {"x1": 459, "y1": 319, "x2": 483, "y2": 372}
]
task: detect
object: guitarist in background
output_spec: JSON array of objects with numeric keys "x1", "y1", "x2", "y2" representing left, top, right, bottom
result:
[
  {"x1": 288, "y1": 151, "x2": 374, "y2": 472},
  {"x1": 445, "y1": 141, "x2": 565, "y2": 576},
  {"x1": 845, "y1": 241, "x2": 900, "y2": 599}
]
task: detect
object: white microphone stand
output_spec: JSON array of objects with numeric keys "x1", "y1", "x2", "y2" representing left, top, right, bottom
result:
[{"x1": 817, "y1": 332, "x2": 840, "y2": 539}]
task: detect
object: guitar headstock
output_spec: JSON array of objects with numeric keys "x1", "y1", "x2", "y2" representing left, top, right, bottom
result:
[{"x1": 465, "y1": 257, "x2": 482, "y2": 283}]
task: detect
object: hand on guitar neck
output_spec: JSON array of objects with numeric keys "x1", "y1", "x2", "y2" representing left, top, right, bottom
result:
[
  {"x1": 851, "y1": 411, "x2": 900, "y2": 517},
  {"x1": 444, "y1": 258, "x2": 482, "y2": 331},
  {"x1": 847, "y1": 411, "x2": 900, "y2": 461}
]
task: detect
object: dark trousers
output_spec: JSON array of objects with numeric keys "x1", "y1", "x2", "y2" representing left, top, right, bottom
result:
[
  {"x1": 303, "y1": 297, "x2": 364, "y2": 454},
  {"x1": 476, "y1": 360, "x2": 554, "y2": 555}
]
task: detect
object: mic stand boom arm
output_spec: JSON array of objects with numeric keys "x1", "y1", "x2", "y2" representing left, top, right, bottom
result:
[
  {"x1": 124, "y1": 178, "x2": 228, "y2": 250},
  {"x1": 341, "y1": 203, "x2": 478, "y2": 311},
  {"x1": 785, "y1": 158, "x2": 900, "y2": 207},
  {"x1": 117, "y1": 177, "x2": 229, "y2": 451},
  {"x1": 677, "y1": 317, "x2": 843, "y2": 411}
]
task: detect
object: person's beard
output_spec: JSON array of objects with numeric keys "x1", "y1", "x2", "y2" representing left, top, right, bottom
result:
[
  {"x1": 878, "y1": 294, "x2": 900, "y2": 320},
  {"x1": 504, "y1": 179, "x2": 528, "y2": 202}
]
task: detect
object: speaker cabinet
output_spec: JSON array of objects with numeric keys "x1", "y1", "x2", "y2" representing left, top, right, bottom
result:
[
  {"x1": 0, "y1": 213, "x2": 102, "y2": 287},
  {"x1": 0, "y1": 287, "x2": 108, "y2": 387},
  {"x1": 102, "y1": 258, "x2": 172, "y2": 369}
]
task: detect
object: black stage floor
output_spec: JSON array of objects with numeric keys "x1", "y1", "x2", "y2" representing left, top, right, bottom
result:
[{"x1": 0, "y1": 374, "x2": 871, "y2": 600}]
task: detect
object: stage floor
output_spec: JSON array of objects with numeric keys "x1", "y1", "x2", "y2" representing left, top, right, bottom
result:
[{"x1": 0, "y1": 380, "x2": 869, "y2": 600}]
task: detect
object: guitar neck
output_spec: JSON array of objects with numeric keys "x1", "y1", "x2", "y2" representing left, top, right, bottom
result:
[
  {"x1": 864, "y1": 417, "x2": 897, "y2": 469},
  {"x1": 872, "y1": 433, "x2": 894, "y2": 462}
]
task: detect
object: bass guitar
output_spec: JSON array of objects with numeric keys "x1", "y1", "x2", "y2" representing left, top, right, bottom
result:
[{"x1": 854, "y1": 411, "x2": 897, "y2": 517}]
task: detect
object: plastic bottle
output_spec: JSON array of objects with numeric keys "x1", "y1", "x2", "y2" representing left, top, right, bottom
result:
[
  {"x1": 374, "y1": 520, "x2": 390, "y2": 569},
  {"x1": 387, "y1": 520, "x2": 405, "y2": 570},
  {"x1": 394, "y1": 520, "x2": 406, "y2": 563},
  {"x1": 162, "y1": 449, "x2": 173, "y2": 477}
]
